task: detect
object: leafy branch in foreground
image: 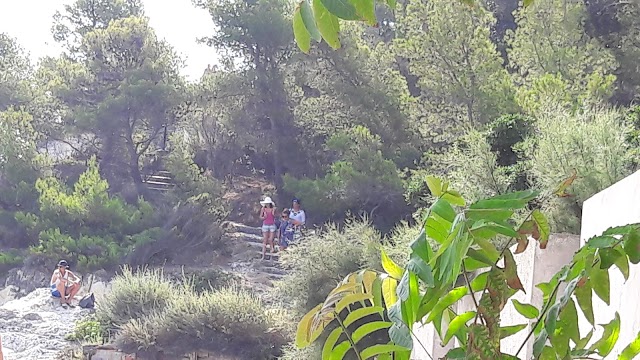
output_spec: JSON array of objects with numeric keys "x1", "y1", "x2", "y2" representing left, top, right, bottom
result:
[
  {"x1": 296, "y1": 174, "x2": 640, "y2": 359},
  {"x1": 291, "y1": 0, "x2": 536, "y2": 53}
]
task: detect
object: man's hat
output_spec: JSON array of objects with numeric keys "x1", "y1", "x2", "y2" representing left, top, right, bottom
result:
[{"x1": 57, "y1": 260, "x2": 69, "y2": 268}]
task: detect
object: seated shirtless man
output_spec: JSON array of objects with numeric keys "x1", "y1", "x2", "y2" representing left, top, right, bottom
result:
[{"x1": 50, "y1": 260, "x2": 80, "y2": 308}]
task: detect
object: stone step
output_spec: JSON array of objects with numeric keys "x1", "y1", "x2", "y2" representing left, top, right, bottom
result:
[
  {"x1": 147, "y1": 186, "x2": 171, "y2": 192},
  {"x1": 226, "y1": 221, "x2": 262, "y2": 236},
  {"x1": 226, "y1": 232, "x2": 263, "y2": 244},
  {"x1": 144, "y1": 179, "x2": 175, "y2": 187}
]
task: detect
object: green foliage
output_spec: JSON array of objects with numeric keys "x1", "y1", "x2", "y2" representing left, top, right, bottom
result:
[
  {"x1": 0, "y1": 110, "x2": 42, "y2": 213},
  {"x1": 276, "y1": 219, "x2": 383, "y2": 314},
  {"x1": 523, "y1": 105, "x2": 634, "y2": 233},
  {"x1": 296, "y1": 175, "x2": 640, "y2": 359},
  {"x1": 98, "y1": 266, "x2": 177, "y2": 327},
  {"x1": 66, "y1": 316, "x2": 108, "y2": 344},
  {"x1": 18, "y1": 158, "x2": 161, "y2": 271},
  {"x1": 284, "y1": 126, "x2": 406, "y2": 227},
  {"x1": 396, "y1": 0, "x2": 517, "y2": 125},
  {"x1": 508, "y1": 0, "x2": 617, "y2": 105},
  {"x1": 0, "y1": 34, "x2": 32, "y2": 110},
  {"x1": 0, "y1": 249, "x2": 24, "y2": 273},
  {"x1": 100, "y1": 267, "x2": 287, "y2": 359}
]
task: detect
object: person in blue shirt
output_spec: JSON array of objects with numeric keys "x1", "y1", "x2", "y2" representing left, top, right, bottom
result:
[{"x1": 277, "y1": 209, "x2": 296, "y2": 250}]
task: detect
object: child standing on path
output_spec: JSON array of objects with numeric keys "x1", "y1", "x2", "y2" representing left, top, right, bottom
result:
[
  {"x1": 277, "y1": 209, "x2": 296, "y2": 250},
  {"x1": 259, "y1": 197, "x2": 277, "y2": 260}
]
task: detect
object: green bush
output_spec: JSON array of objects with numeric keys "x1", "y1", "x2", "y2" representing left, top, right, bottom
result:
[
  {"x1": 0, "y1": 249, "x2": 24, "y2": 273},
  {"x1": 103, "y1": 268, "x2": 287, "y2": 359},
  {"x1": 98, "y1": 267, "x2": 177, "y2": 327},
  {"x1": 523, "y1": 104, "x2": 635, "y2": 232},
  {"x1": 284, "y1": 126, "x2": 408, "y2": 230},
  {"x1": 275, "y1": 219, "x2": 382, "y2": 314},
  {"x1": 66, "y1": 316, "x2": 108, "y2": 344},
  {"x1": 16, "y1": 158, "x2": 162, "y2": 271}
]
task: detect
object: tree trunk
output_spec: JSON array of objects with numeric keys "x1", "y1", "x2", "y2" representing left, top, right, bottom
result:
[{"x1": 125, "y1": 133, "x2": 146, "y2": 197}]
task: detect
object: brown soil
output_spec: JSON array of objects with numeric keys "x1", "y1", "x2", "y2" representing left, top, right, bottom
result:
[{"x1": 222, "y1": 175, "x2": 276, "y2": 226}]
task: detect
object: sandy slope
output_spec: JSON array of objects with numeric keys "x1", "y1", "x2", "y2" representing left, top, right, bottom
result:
[{"x1": 0, "y1": 289, "x2": 90, "y2": 360}]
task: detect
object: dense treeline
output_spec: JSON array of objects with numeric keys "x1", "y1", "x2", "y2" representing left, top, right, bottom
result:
[{"x1": 0, "y1": 0, "x2": 639, "y2": 270}]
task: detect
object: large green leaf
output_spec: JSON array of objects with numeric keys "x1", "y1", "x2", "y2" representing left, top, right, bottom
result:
[
  {"x1": 320, "y1": 0, "x2": 358, "y2": 19},
  {"x1": 590, "y1": 313, "x2": 620, "y2": 357},
  {"x1": 431, "y1": 198, "x2": 457, "y2": 223},
  {"x1": 575, "y1": 280, "x2": 594, "y2": 325},
  {"x1": 425, "y1": 286, "x2": 467, "y2": 323},
  {"x1": 300, "y1": 0, "x2": 322, "y2": 42},
  {"x1": 442, "y1": 190, "x2": 466, "y2": 206},
  {"x1": 381, "y1": 249, "x2": 403, "y2": 279},
  {"x1": 599, "y1": 248, "x2": 622, "y2": 269},
  {"x1": 360, "y1": 344, "x2": 410, "y2": 359},
  {"x1": 382, "y1": 277, "x2": 398, "y2": 309},
  {"x1": 586, "y1": 235, "x2": 618, "y2": 248},
  {"x1": 623, "y1": 228, "x2": 640, "y2": 264},
  {"x1": 406, "y1": 257, "x2": 434, "y2": 287},
  {"x1": 465, "y1": 208, "x2": 514, "y2": 223},
  {"x1": 344, "y1": 306, "x2": 384, "y2": 327},
  {"x1": 296, "y1": 303, "x2": 323, "y2": 347},
  {"x1": 618, "y1": 329, "x2": 640, "y2": 360},
  {"x1": 469, "y1": 190, "x2": 538, "y2": 210},
  {"x1": 335, "y1": 293, "x2": 372, "y2": 313},
  {"x1": 504, "y1": 249, "x2": 525, "y2": 293},
  {"x1": 388, "y1": 322, "x2": 412, "y2": 349},
  {"x1": 443, "y1": 311, "x2": 475, "y2": 345},
  {"x1": 352, "y1": 321, "x2": 393, "y2": 343},
  {"x1": 425, "y1": 175, "x2": 443, "y2": 197},
  {"x1": 590, "y1": 267, "x2": 610, "y2": 305},
  {"x1": 410, "y1": 230, "x2": 432, "y2": 263},
  {"x1": 500, "y1": 324, "x2": 528, "y2": 339},
  {"x1": 612, "y1": 248, "x2": 630, "y2": 281},
  {"x1": 512, "y1": 299, "x2": 539, "y2": 319},
  {"x1": 293, "y1": 5, "x2": 311, "y2": 53},
  {"x1": 533, "y1": 329, "x2": 548, "y2": 358},
  {"x1": 550, "y1": 299, "x2": 579, "y2": 357},
  {"x1": 349, "y1": 0, "x2": 376, "y2": 25},
  {"x1": 312, "y1": 0, "x2": 341, "y2": 49},
  {"x1": 544, "y1": 303, "x2": 561, "y2": 336},
  {"x1": 532, "y1": 209, "x2": 550, "y2": 248},
  {"x1": 321, "y1": 327, "x2": 343, "y2": 360}
]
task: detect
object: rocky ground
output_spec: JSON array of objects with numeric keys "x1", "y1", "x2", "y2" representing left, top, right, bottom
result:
[
  {"x1": 1, "y1": 289, "x2": 91, "y2": 360},
  {"x1": 0, "y1": 220, "x2": 293, "y2": 360}
]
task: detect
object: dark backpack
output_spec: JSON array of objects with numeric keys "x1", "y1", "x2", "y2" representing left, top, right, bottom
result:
[{"x1": 78, "y1": 293, "x2": 95, "y2": 309}]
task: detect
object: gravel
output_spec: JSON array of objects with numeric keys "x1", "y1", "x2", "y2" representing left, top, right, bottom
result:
[{"x1": 0, "y1": 288, "x2": 91, "y2": 360}]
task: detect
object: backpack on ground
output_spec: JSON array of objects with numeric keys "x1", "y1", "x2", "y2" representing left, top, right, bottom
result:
[{"x1": 78, "y1": 293, "x2": 95, "y2": 309}]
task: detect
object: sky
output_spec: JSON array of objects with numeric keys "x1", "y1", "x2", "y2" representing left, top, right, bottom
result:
[{"x1": 0, "y1": 0, "x2": 220, "y2": 80}]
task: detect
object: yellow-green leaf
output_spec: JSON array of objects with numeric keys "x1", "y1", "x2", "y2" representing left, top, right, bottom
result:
[
  {"x1": 426, "y1": 175, "x2": 443, "y2": 197},
  {"x1": 381, "y1": 249, "x2": 404, "y2": 279},
  {"x1": 619, "y1": 329, "x2": 640, "y2": 360},
  {"x1": 382, "y1": 276, "x2": 398, "y2": 309},
  {"x1": 500, "y1": 324, "x2": 528, "y2": 339},
  {"x1": 352, "y1": 321, "x2": 393, "y2": 343},
  {"x1": 344, "y1": 306, "x2": 384, "y2": 327},
  {"x1": 360, "y1": 344, "x2": 410, "y2": 359},
  {"x1": 313, "y1": 0, "x2": 341, "y2": 49},
  {"x1": 335, "y1": 293, "x2": 372, "y2": 313},
  {"x1": 321, "y1": 327, "x2": 343, "y2": 360},
  {"x1": 532, "y1": 209, "x2": 550, "y2": 248},
  {"x1": 590, "y1": 313, "x2": 620, "y2": 357},
  {"x1": 443, "y1": 311, "x2": 475, "y2": 345},
  {"x1": 350, "y1": 0, "x2": 376, "y2": 25},
  {"x1": 512, "y1": 299, "x2": 539, "y2": 319},
  {"x1": 296, "y1": 303, "x2": 322, "y2": 347},
  {"x1": 293, "y1": 5, "x2": 311, "y2": 53}
]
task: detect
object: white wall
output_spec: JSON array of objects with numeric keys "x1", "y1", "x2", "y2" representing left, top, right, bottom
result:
[
  {"x1": 579, "y1": 169, "x2": 640, "y2": 359},
  {"x1": 411, "y1": 233, "x2": 580, "y2": 359}
]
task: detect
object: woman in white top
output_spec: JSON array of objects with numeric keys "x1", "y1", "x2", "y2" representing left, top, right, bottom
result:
[{"x1": 50, "y1": 260, "x2": 80, "y2": 308}]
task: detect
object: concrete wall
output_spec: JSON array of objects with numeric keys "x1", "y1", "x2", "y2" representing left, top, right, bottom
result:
[
  {"x1": 579, "y1": 169, "x2": 640, "y2": 359},
  {"x1": 411, "y1": 233, "x2": 580, "y2": 360}
]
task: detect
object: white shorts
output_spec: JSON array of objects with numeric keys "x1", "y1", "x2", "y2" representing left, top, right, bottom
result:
[{"x1": 262, "y1": 224, "x2": 277, "y2": 233}]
